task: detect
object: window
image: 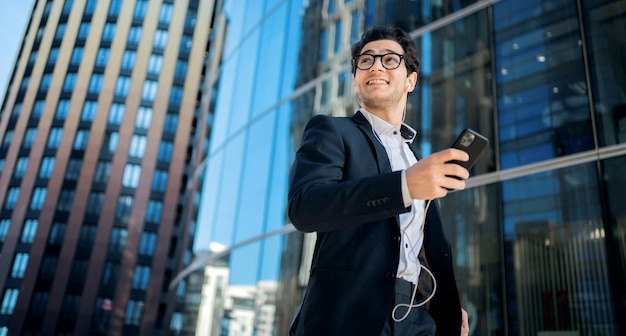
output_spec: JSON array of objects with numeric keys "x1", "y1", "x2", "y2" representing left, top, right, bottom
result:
[
  {"x1": 73, "y1": 130, "x2": 89, "y2": 150},
  {"x1": 132, "y1": 265, "x2": 150, "y2": 290},
  {"x1": 48, "y1": 223, "x2": 66, "y2": 245},
  {"x1": 115, "y1": 76, "x2": 131, "y2": 97},
  {"x1": 334, "y1": 21, "x2": 342, "y2": 53},
  {"x1": 56, "y1": 100, "x2": 71, "y2": 119},
  {"x1": 109, "y1": 228, "x2": 127, "y2": 252},
  {"x1": 121, "y1": 51, "x2": 137, "y2": 72},
  {"x1": 39, "y1": 74, "x2": 53, "y2": 93},
  {"x1": 57, "y1": 190, "x2": 74, "y2": 212},
  {"x1": 147, "y1": 54, "x2": 163, "y2": 76},
  {"x1": 81, "y1": 100, "x2": 98, "y2": 120},
  {"x1": 23, "y1": 128, "x2": 37, "y2": 148},
  {"x1": 129, "y1": 135, "x2": 147, "y2": 158},
  {"x1": 62, "y1": 0, "x2": 73, "y2": 15},
  {"x1": 141, "y1": 80, "x2": 158, "y2": 102},
  {"x1": 70, "y1": 47, "x2": 84, "y2": 66},
  {"x1": 108, "y1": 0, "x2": 122, "y2": 17},
  {"x1": 127, "y1": 26, "x2": 142, "y2": 47},
  {"x1": 116, "y1": 196, "x2": 134, "y2": 222},
  {"x1": 78, "y1": 226, "x2": 96, "y2": 248},
  {"x1": 153, "y1": 29, "x2": 168, "y2": 50},
  {"x1": 77, "y1": 23, "x2": 91, "y2": 41},
  {"x1": 168, "y1": 85, "x2": 183, "y2": 109},
  {"x1": 122, "y1": 164, "x2": 141, "y2": 188},
  {"x1": 14, "y1": 157, "x2": 29, "y2": 178},
  {"x1": 65, "y1": 159, "x2": 82, "y2": 180},
  {"x1": 1, "y1": 130, "x2": 13, "y2": 148},
  {"x1": 179, "y1": 35, "x2": 192, "y2": 58},
  {"x1": 124, "y1": 300, "x2": 144, "y2": 325},
  {"x1": 0, "y1": 289, "x2": 19, "y2": 315},
  {"x1": 12, "y1": 103, "x2": 22, "y2": 118},
  {"x1": 40, "y1": 256, "x2": 58, "y2": 280},
  {"x1": 33, "y1": 100, "x2": 46, "y2": 119},
  {"x1": 94, "y1": 161, "x2": 112, "y2": 184},
  {"x1": 55, "y1": 24, "x2": 67, "y2": 42},
  {"x1": 95, "y1": 48, "x2": 110, "y2": 68},
  {"x1": 102, "y1": 131, "x2": 119, "y2": 155},
  {"x1": 30, "y1": 187, "x2": 47, "y2": 210},
  {"x1": 102, "y1": 262, "x2": 119, "y2": 286},
  {"x1": 39, "y1": 157, "x2": 55, "y2": 179},
  {"x1": 30, "y1": 292, "x2": 48, "y2": 317},
  {"x1": 47, "y1": 48, "x2": 60, "y2": 66},
  {"x1": 138, "y1": 232, "x2": 157, "y2": 256},
  {"x1": 86, "y1": 192, "x2": 105, "y2": 215},
  {"x1": 88, "y1": 74, "x2": 104, "y2": 95},
  {"x1": 63, "y1": 73, "x2": 77, "y2": 92},
  {"x1": 152, "y1": 170, "x2": 168, "y2": 192},
  {"x1": 11, "y1": 253, "x2": 29, "y2": 278},
  {"x1": 84, "y1": 0, "x2": 97, "y2": 16},
  {"x1": 47, "y1": 128, "x2": 63, "y2": 148},
  {"x1": 133, "y1": 0, "x2": 148, "y2": 20},
  {"x1": 60, "y1": 294, "x2": 80, "y2": 319},
  {"x1": 135, "y1": 106, "x2": 152, "y2": 129},
  {"x1": 145, "y1": 200, "x2": 162, "y2": 223},
  {"x1": 174, "y1": 60, "x2": 187, "y2": 82},
  {"x1": 158, "y1": 3, "x2": 173, "y2": 25},
  {"x1": 5, "y1": 188, "x2": 20, "y2": 210},
  {"x1": 0, "y1": 219, "x2": 10, "y2": 242},
  {"x1": 157, "y1": 141, "x2": 173, "y2": 162},
  {"x1": 21, "y1": 220, "x2": 38, "y2": 243},
  {"x1": 102, "y1": 24, "x2": 116, "y2": 43},
  {"x1": 109, "y1": 103, "x2": 125, "y2": 125}
]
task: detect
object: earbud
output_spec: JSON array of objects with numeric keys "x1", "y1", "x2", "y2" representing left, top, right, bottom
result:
[{"x1": 407, "y1": 84, "x2": 411, "y2": 90}]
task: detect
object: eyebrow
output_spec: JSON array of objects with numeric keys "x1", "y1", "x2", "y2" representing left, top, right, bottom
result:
[{"x1": 360, "y1": 48, "x2": 402, "y2": 55}]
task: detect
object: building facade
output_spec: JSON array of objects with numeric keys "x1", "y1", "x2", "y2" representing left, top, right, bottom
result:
[
  {"x1": 186, "y1": 0, "x2": 626, "y2": 335},
  {"x1": 0, "y1": 0, "x2": 216, "y2": 334}
]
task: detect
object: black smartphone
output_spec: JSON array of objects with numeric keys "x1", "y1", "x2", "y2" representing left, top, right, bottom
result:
[{"x1": 448, "y1": 128, "x2": 488, "y2": 171}]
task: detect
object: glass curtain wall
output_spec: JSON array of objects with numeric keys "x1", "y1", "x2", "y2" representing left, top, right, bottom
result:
[{"x1": 180, "y1": 0, "x2": 626, "y2": 335}]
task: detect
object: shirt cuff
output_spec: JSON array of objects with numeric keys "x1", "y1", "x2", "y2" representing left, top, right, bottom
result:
[{"x1": 401, "y1": 170, "x2": 412, "y2": 207}]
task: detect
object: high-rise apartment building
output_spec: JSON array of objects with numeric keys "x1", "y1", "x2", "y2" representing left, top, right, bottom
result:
[{"x1": 0, "y1": 0, "x2": 217, "y2": 334}]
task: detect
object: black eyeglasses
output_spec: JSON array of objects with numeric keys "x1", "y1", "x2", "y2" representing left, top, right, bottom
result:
[{"x1": 353, "y1": 52, "x2": 405, "y2": 70}]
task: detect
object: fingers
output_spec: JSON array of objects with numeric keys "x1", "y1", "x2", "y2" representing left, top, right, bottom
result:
[
  {"x1": 461, "y1": 308, "x2": 469, "y2": 336},
  {"x1": 405, "y1": 149, "x2": 470, "y2": 199}
]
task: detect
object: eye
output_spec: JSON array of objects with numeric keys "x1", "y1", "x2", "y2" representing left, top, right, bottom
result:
[{"x1": 383, "y1": 54, "x2": 400, "y2": 66}]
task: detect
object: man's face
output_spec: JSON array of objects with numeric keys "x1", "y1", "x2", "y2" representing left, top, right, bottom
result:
[{"x1": 353, "y1": 39, "x2": 413, "y2": 112}]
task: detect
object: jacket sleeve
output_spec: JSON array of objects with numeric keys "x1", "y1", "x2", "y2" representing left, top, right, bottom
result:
[{"x1": 288, "y1": 115, "x2": 409, "y2": 232}]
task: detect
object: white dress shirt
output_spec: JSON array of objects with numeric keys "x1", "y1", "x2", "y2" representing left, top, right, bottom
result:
[{"x1": 360, "y1": 109, "x2": 426, "y2": 285}]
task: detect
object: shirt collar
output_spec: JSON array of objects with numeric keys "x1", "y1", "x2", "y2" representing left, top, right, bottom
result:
[{"x1": 359, "y1": 108, "x2": 416, "y2": 143}]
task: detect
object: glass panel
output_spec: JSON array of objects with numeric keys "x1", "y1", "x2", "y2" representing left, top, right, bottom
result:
[
  {"x1": 501, "y1": 163, "x2": 616, "y2": 335},
  {"x1": 494, "y1": 0, "x2": 593, "y2": 169},
  {"x1": 583, "y1": 1, "x2": 626, "y2": 146},
  {"x1": 412, "y1": 8, "x2": 494, "y2": 175}
]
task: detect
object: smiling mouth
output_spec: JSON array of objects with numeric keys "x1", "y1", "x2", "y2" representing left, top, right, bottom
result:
[{"x1": 367, "y1": 79, "x2": 389, "y2": 85}]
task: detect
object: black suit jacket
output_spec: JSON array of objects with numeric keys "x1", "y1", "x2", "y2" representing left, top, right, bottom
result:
[{"x1": 288, "y1": 111, "x2": 462, "y2": 335}]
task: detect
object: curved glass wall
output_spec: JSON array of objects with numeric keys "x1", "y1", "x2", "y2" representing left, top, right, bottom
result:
[{"x1": 174, "y1": 0, "x2": 626, "y2": 335}]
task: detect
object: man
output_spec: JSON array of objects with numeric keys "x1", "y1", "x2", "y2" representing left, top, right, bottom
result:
[{"x1": 288, "y1": 25, "x2": 470, "y2": 335}]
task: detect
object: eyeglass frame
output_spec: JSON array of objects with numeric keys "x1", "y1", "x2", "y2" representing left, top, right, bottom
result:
[{"x1": 352, "y1": 52, "x2": 406, "y2": 71}]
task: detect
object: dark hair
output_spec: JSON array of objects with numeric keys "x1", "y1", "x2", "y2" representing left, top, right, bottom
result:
[{"x1": 351, "y1": 24, "x2": 420, "y2": 78}]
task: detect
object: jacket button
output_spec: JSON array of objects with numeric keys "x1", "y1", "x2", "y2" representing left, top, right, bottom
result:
[
  {"x1": 393, "y1": 235, "x2": 400, "y2": 242},
  {"x1": 385, "y1": 272, "x2": 395, "y2": 279}
]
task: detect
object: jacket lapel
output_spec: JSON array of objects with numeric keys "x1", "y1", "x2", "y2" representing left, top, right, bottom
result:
[{"x1": 352, "y1": 111, "x2": 392, "y2": 174}]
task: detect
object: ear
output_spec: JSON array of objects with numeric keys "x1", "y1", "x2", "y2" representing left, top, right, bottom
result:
[{"x1": 407, "y1": 72, "x2": 418, "y2": 91}]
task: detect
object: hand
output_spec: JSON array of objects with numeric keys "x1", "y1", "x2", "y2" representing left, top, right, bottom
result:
[
  {"x1": 461, "y1": 308, "x2": 469, "y2": 336},
  {"x1": 405, "y1": 148, "x2": 470, "y2": 200}
]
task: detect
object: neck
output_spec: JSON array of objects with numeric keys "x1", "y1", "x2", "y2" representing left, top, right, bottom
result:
[{"x1": 361, "y1": 104, "x2": 405, "y2": 129}]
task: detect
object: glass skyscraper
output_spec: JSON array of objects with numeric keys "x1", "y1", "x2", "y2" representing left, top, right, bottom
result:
[{"x1": 184, "y1": 0, "x2": 626, "y2": 335}]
